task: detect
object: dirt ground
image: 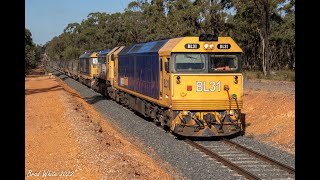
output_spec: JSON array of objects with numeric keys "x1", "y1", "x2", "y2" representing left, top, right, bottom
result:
[
  {"x1": 242, "y1": 88, "x2": 295, "y2": 155},
  {"x1": 25, "y1": 68, "x2": 174, "y2": 179}
]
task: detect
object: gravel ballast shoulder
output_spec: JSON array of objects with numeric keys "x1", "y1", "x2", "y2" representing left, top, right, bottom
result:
[{"x1": 51, "y1": 69, "x2": 295, "y2": 179}]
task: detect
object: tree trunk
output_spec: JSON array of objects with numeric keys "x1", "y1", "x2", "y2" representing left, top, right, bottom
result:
[
  {"x1": 264, "y1": 0, "x2": 270, "y2": 76},
  {"x1": 257, "y1": 0, "x2": 271, "y2": 77},
  {"x1": 258, "y1": 28, "x2": 267, "y2": 76},
  {"x1": 265, "y1": 33, "x2": 270, "y2": 75},
  {"x1": 292, "y1": 46, "x2": 295, "y2": 70}
]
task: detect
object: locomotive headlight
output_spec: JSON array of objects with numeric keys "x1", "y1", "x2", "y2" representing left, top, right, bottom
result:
[
  {"x1": 176, "y1": 76, "x2": 181, "y2": 84},
  {"x1": 209, "y1": 44, "x2": 214, "y2": 49},
  {"x1": 234, "y1": 75, "x2": 238, "y2": 84},
  {"x1": 204, "y1": 43, "x2": 209, "y2": 49}
]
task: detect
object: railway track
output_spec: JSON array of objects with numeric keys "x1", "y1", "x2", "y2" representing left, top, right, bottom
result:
[{"x1": 184, "y1": 139, "x2": 295, "y2": 180}]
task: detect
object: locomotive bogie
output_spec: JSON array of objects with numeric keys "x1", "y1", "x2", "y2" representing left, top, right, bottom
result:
[{"x1": 170, "y1": 110, "x2": 242, "y2": 137}]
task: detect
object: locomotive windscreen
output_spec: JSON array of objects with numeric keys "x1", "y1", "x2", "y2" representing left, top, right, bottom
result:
[
  {"x1": 209, "y1": 54, "x2": 241, "y2": 72},
  {"x1": 172, "y1": 53, "x2": 241, "y2": 73}
]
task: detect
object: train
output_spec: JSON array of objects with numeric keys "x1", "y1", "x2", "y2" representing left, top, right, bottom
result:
[{"x1": 48, "y1": 34, "x2": 244, "y2": 138}]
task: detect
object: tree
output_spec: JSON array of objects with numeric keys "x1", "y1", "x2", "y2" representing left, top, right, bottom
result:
[
  {"x1": 44, "y1": 0, "x2": 295, "y2": 76},
  {"x1": 25, "y1": 28, "x2": 37, "y2": 73},
  {"x1": 231, "y1": 0, "x2": 292, "y2": 75},
  {"x1": 255, "y1": 0, "x2": 272, "y2": 76}
]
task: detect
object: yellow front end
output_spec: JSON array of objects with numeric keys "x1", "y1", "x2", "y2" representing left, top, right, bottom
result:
[
  {"x1": 170, "y1": 74, "x2": 243, "y2": 137},
  {"x1": 79, "y1": 52, "x2": 99, "y2": 87},
  {"x1": 171, "y1": 74, "x2": 243, "y2": 110},
  {"x1": 88, "y1": 52, "x2": 99, "y2": 79}
]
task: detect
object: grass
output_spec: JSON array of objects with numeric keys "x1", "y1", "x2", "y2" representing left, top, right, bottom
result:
[{"x1": 243, "y1": 70, "x2": 295, "y2": 81}]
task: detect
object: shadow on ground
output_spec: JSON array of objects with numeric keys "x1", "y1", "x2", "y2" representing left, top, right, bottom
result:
[{"x1": 25, "y1": 85, "x2": 63, "y2": 95}]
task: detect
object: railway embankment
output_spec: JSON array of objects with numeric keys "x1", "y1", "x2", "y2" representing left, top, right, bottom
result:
[{"x1": 25, "y1": 68, "x2": 174, "y2": 179}]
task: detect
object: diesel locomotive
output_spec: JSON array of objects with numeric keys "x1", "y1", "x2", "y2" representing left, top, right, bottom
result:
[{"x1": 50, "y1": 34, "x2": 244, "y2": 137}]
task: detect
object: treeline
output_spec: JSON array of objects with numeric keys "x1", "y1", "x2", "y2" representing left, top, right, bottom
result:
[
  {"x1": 25, "y1": 28, "x2": 45, "y2": 73},
  {"x1": 45, "y1": 0, "x2": 294, "y2": 76}
]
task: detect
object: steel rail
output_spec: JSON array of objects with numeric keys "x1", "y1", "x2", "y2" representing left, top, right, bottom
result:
[
  {"x1": 184, "y1": 139, "x2": 261, "y2": 180},
  {"x1": 222, "y1": 138, "x2": 295, "y2": 174}
]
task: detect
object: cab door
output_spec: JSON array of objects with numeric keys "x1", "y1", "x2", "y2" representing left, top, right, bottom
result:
[
  {"x1": 162, "y1": 57, "x2": 171, "y2": 106},
  {"x1": 159, "y1": 57, "x2": 163, "y2": 100}
]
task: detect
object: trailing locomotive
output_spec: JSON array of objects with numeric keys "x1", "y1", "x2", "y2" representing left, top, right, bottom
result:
[{"x1": 50, "y1": 34, "x2": 244, "y2": 137}]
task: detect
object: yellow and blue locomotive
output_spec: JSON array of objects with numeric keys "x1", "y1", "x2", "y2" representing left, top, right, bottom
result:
[
  {"x1": 52, "y1": 34, "x2": 244, "y2": 137},
  {"x1": 108, "y1": 34, "x2": 243, "y2": 137}
]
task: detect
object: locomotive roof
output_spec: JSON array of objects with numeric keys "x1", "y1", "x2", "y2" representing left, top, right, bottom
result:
[
  {"x1": 79, "y1": 52, "x2": 93, "y2": 58},
  {"x1": 79, "y1": 51, "x2": 100, "y2": 58},
  {"x1": 170, "y1": 37, "x2": 243, "y2": 53},
  {"x1": 118, "y1": 45, "x2": 134, "y2": 56},
  {"x1": 120, "y1": 39, "x2": 169, "y2": 55},
  {"x1": 97, "y1": 49, "x2": 112, "y2": 56}
]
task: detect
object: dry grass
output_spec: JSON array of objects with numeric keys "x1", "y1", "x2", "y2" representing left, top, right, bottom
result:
[{"x1": 244, "y1": 70, "x2": 295, "y2": 81}]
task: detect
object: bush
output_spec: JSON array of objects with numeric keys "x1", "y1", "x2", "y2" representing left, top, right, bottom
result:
[{"x1": 243, "y1": 70, "x2": 295, "y2": 81}]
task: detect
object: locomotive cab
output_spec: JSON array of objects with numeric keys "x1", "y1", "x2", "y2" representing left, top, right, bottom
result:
[
  {"x1": 163, "y1": 36, "x2": 244, "y2": 137},
  {"x1": 78, "y1": 52, "x2": 99, "y2": 87}
]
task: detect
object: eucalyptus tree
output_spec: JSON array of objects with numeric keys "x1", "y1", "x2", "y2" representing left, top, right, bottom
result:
[
  {"x1": 25, "y1": 28, "x2": 36, "y2": 71},
  {"x1": 165, "y1": 0, "x2": 199, "y2": 37},
  {"x1": 44, "y1": 0, "x2": 294, "y2": 75},
  {"x1": 269, "y1": 0, "x2": 295, "y2": 70},
  {"x1": 231, "y1": 0, "x2": 293, "y2": 75}
]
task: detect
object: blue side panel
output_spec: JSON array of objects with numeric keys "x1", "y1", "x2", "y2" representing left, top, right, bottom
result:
[
  {"x1": 118, "y1": 53, "x2": 160, "y2": 99},
  {"x1": 118, "y1": 39, "x2": 168, "y2": 100}
]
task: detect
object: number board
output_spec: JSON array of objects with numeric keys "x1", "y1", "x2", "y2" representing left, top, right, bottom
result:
[
  {"x1": 185, "y1": 44, "x2": 200, "y2": 49},
  {"x1": 217, "y1": 44, "x2": 231, "y2": 49},
  {"x1": 92, "y1": 58, "x2": 98, "y2": 64}
]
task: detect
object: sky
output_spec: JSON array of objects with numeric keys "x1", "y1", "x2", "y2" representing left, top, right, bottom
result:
[{"x1": 26, "y1": 0, "x2": 132, "y2": 45}]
